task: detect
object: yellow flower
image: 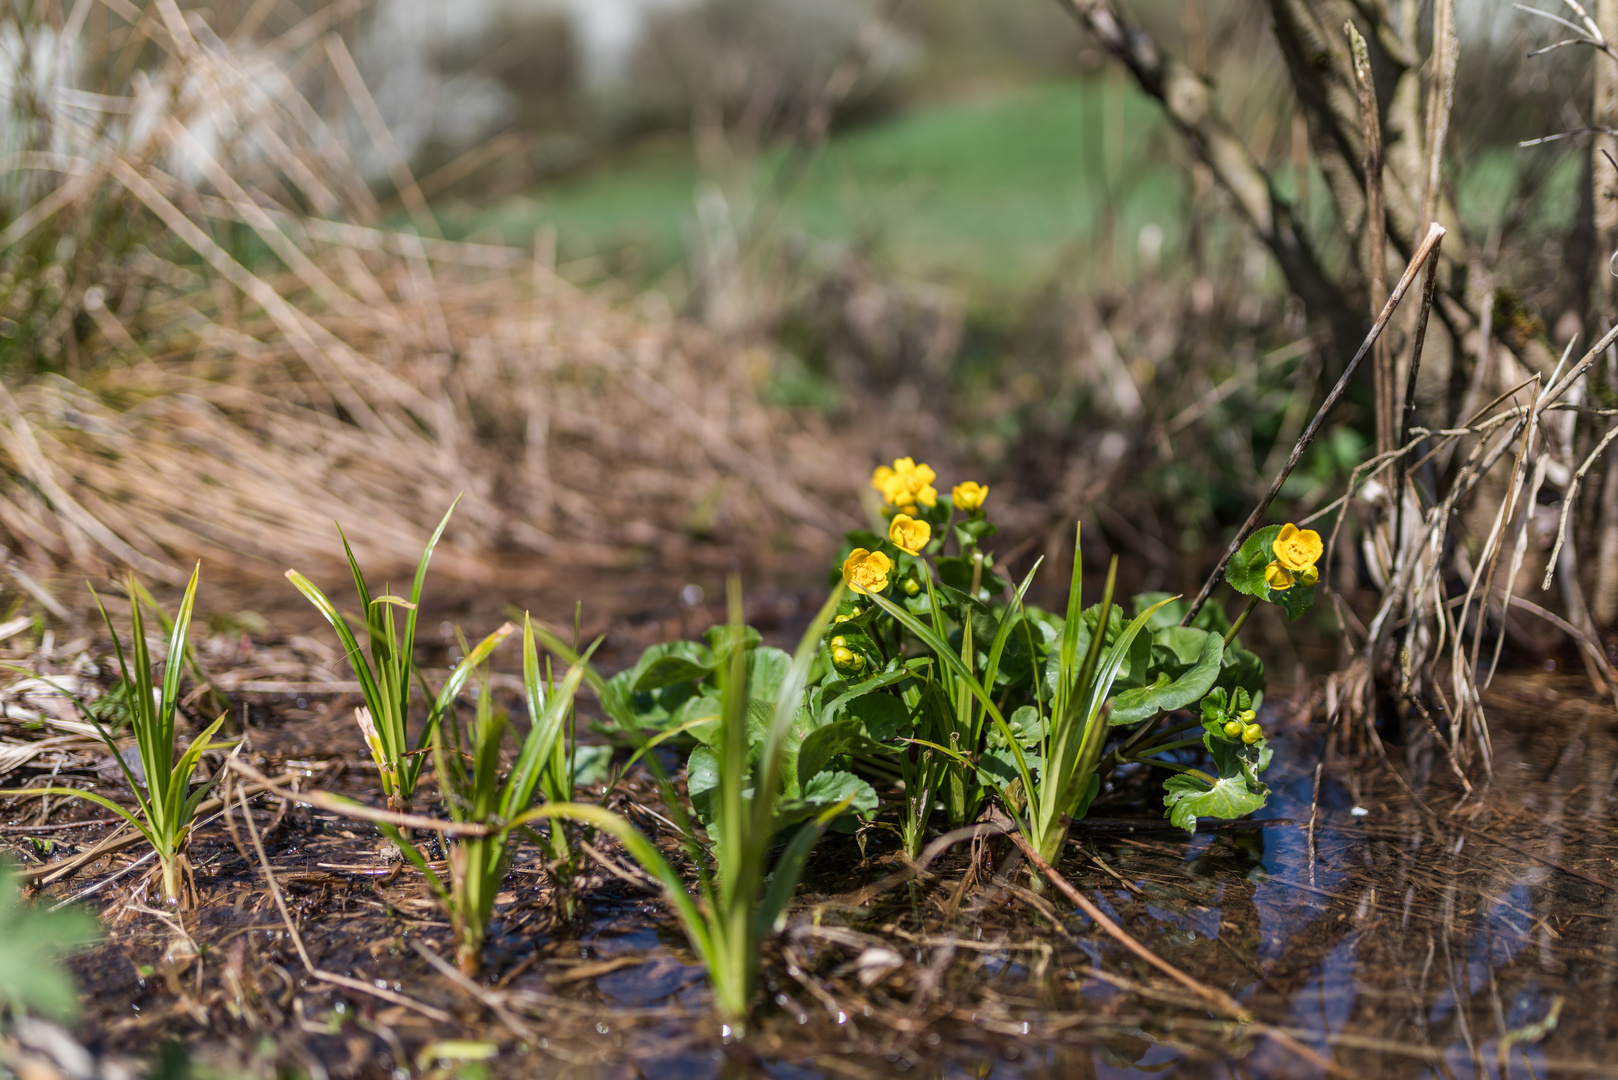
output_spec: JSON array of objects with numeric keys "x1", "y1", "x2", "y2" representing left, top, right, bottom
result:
[
  {"x1": 1264, "y1": 561, "x2": 1294, "y2": 592},
  {"x1": 952, "y1": 481, "x2": 988, "y2": 512},
  {"x1": 841, "y1": 548, "x2": 892, "y2": 595},
  {"x1": 1272, "y1": 523, "x2": 1323, "y2": 575},
  {"x1": 889, "y1": 513, "x2": 930, "y2": 555},
  {"x1": 877, "y1": 457, "x2": 938, "y2": 508}
]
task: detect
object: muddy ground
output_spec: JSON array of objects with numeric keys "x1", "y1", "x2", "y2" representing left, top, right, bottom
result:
[{"x1": 2, "y1": 574, "x2": 1615, "y2": 1080}]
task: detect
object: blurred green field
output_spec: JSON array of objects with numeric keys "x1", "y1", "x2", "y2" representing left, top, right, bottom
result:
[{"x1": 444, "y1": 80, "x2": 1186, "y2": 299}]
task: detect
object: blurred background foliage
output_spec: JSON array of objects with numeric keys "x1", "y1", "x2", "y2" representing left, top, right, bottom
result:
[{"x1": 0, "y1": 0, "x2": 1608, "y2": 619}]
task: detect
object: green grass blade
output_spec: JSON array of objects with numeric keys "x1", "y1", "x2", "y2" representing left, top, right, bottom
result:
[
  {"x1": 416, "y1": 622, "x2": 516, "y2": 794},
  {"x1": 163, "y1": 713, "x2": 227, "y2": 837},
  {"x1": 429, "y1": 623, "x2": 516, "y2": 724},
  {"x1": 980, "y1": 559, "x2": 1042, "y2": 696},
  {"x1": 122, "y1": 574, "x2": 165, "y2": 788},
  {"x1": 403, "y1": 496, "x2": 462, "y2": 673},
  {"x1": 528, "y1": 622, "x2": 611, "y2": 699},
  {"x1": 750, "y1": 585, "x2": 844, "y2": 855},
  {"x1": 0, "y1": 787, "x2": 160, "y2": 852},
  {"x1": 754, "y1": 797, "x2": 850, "y2": 941},
  {"x1": 469, "y1": 683, "x2": 505, "y2": 822},
  {"x1": 157, "y1": 565, "x2": 201, "y2": 739},
  {"x1": 1080, "y1": 596, "x2": 1172, "y2": 727},
  {"x1": 1054, "y1": 524, "x2": 1084, "y2": 722},
  {"x1": 717, "y1": 583, "x2": 750, "y2": 898},
  {"x1": 507, "y1": 618, "x2": 596, "y2": 820},
  {"x1": 861, "y1": 588, "x2": 1032, "y2": 796},
  {"x1": 285, "y1": 571, "x2": 383, "y2": 715},
  {"x1": 377, "y1": 821, "x2": 451, "y2": 903},
  {"x1": 45, "y1": 629, "x2": 150, "y2": 813}
]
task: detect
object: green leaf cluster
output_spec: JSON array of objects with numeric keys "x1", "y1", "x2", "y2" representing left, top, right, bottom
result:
[
  {"x1": 286, "y1": 498, "x2": 462, "y2": 813},
  {"x1": 1161, "y1": 687, "x2": 1273, "y2": 834},
  {"x1": 1, "y1": 566, "x2": 228, "y2": 903}
]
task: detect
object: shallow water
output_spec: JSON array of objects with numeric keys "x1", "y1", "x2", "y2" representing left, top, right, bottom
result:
[{"x1": 507, "y1": 673, "x2": 1618, "y2": 1079}]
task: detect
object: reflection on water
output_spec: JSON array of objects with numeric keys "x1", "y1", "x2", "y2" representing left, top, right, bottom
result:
[
  {"x1": 528, "y1": 673, "x2": 1617, "y2": 1078},
  {"x1": 1057, "y1": 672, "x2": 1616, "y2": 1078}
]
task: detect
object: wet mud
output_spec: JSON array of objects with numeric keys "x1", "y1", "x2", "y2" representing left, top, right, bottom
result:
[{"x1": 5, "y1": 579, "x2": 1617, "y2": 1080}]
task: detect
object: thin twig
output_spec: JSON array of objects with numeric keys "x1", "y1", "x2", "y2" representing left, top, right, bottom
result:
[
  {"x1": 1182, "y1": 223, "x2": 1447, "y2": 625},
  {"x1": 226, "y1": 758, "x2": 496, "y2": 836},
  {"x1": 233, "y1": 776, "x2": 456, "y2": 1024},
  {"x1": 408, "y1": 939, "x2": 536, "y2": 1041},
  {"x1": 1000, "y1": 820, "x2": 1251, "y2": 1022}
]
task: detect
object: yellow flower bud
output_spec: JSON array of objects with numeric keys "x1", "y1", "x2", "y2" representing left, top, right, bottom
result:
[
  {"x1": 1223, "y1": 720, "x2": 1244, "y2": 739},
  {"x1": 952, "y1": 481, "x2": 988, "y2": 512},
  {"x1": 1272, "y1": 523, "x2": 1324, "y2": 575},
  {"x1": 829, "y1": 635, "x2": 846, "y2": 648},
  {"x1": 1238, "y1": 709, "x2": 1256, "y2": 724},
  {"x1": 889, "y1": 513, "x2": 931, "y2": 556},
  {"x1": 1297, "y1": 564, "x2": 1319, "y2": 587},
  {"x1": 841, "y1": 549, "x2": 892, "y2": 595},
  {"x1": 1242, "y1": 723, "x2": 1263, "y2": 745},
  {"x1": 1264, "y1": 561, "x2": 1294, "y2": 592},
  {"x1": 903, "y1": 577, "x2": 921, "y2": 596},
  {"x1": 834, "y1": 614, "x2": 850, "y2": 624},
  {"x1": 832, "y1": 646, "x2": 861, "y2": 669}
]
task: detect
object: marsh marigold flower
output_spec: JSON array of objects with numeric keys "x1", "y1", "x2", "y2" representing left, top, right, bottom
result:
[
  {"x1": 1264, "y1": 562, "x2": 1294, "y2": 592},
  {"x1": 952, "y1": 481, "x2": 988, "y2": 512},
  {"x1": 874, "y1": 457, "x2": 938, "y2": 508},
  {"x1": 1272, "y1": 523, "x2": 1323, "y2": 575},
  {"x1": 889, "y1": 513, "x2": 930, "y2": 555},
  {"x1": 842, "y1": 548, "x2": 892, "y2": 595}
]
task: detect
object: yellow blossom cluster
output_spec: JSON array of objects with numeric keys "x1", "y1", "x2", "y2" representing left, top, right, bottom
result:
[
  {"x1": 1264, "y1": 523, "x2": 1322, "y2": 592},
  {"x1": 846, "y1": 457, "x2": 991, "y2": 593},
  {"x1": 871, "y1": 458, "x2": 937, "y2": 508}
]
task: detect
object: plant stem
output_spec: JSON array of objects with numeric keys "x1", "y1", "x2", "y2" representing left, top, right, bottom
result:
[
  {"x1": 1131, "y1": 716, "x2": 1201, "y2": 754},
  {"x1": 1118, "y1": 756, "x2": 1216, "y2": 785},
  {"x1": 1224, "y1": 594, "x2": 1261, "y2": 647},
  {"x1": 160, "y1": 853, "x2": 181, "y2": 903},
  {"x1": 1134, "y1": 736, "x2": 1205, "y2": 755}
]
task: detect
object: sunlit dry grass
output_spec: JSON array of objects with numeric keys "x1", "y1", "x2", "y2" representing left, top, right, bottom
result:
[{"x1": 0, "y1": 1, "x2": 854, "y2": 584}]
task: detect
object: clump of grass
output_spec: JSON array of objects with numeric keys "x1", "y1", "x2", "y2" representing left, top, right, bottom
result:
[
  {"x1": 521, "y1": 614, "x2": 605, "y2": 922},
  {"x1": 866, "y1": 528, "x2": 1167, "y2": 872},
  {"x1": 0, "y1": 566, "x2": 226, "y2": 904},
  {"x1": 529, "y1": 581, "x2": 847, "y2": 1030},
  {"x1": 286, "y1": 500, "x2": 459, "y2": 814},
  {"x1": 373, "y1": 619, "x2": 595, "y2": 974}
]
